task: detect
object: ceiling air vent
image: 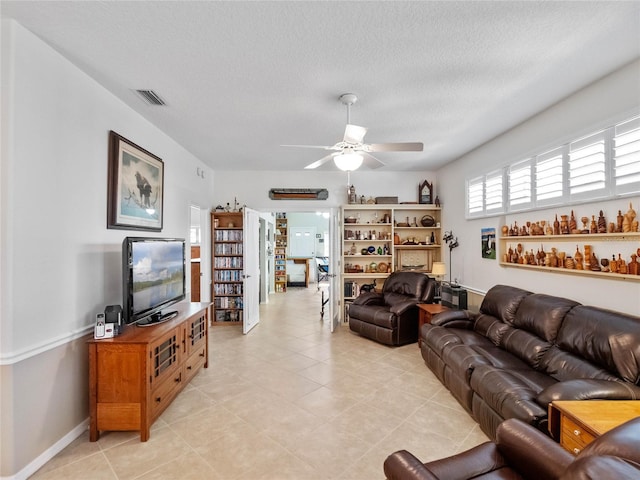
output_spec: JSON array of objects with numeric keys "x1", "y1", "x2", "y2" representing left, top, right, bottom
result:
[{"x1": 136, "y1": 90, "x2": 166, "y2": 106}]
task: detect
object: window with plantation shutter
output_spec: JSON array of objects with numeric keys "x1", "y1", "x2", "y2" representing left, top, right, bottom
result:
[
  {"x1": 485, "y1": 170, "x2": 504, "y2": 214},
  {"x1": 569, "y1": 130, "x2": 606, "y2": 200},
  {"x1": 465, "y1": 115, "x2": 639, "y2": 218},
  {"x1": 467, "y1": 176, "x2": 484, "y2": 217},
  {"x1": 613, "y1": 116, "x2": 640, "y2": 195},
  {"x1": 508, "y1": 159, "x2": 532, "y2": 210},
  {"x1": 535, "y1": 147, "x2": 565, "y2": 205}
]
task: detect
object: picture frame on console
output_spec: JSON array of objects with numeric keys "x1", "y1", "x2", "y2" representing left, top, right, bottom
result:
[{"x1": 107, "y1": 131, "x2": 164, "y2": 231}]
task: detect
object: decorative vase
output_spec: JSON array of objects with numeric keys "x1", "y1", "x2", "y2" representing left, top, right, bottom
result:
[{"x1": 560, "y1": 215, "x2": 569, "y2": 234}]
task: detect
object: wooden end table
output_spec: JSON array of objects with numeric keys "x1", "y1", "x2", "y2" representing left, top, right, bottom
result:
[
  {"x1": 548, "y1": 400, "x2": 640, "y2": 455},
  {"x1": 417, "y1": 303, "x2": 450, "y2": 347}
]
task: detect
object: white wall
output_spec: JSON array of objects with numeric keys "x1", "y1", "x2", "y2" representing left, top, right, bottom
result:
[
  {"x1": 437, "y1": 59, "x2": 640, "y2": 315},
  {"x1": 0, "y1": 20, "x2": 214, "y2": 478},
  {"x1": 212, "y1": 170, "x2": 438, "y2": 211}
]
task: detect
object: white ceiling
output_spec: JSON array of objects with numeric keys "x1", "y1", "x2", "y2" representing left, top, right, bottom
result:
[{"x1": 2, "y1": 1, "x2": 639, "y2": 171}]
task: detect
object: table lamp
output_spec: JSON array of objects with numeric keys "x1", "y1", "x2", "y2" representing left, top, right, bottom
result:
[{"x1": 430, "y1": 262, "x2": 446, "y2": 302}]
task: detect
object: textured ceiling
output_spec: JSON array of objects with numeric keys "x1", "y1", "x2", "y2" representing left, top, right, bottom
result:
[{"x1": 2, "y1": 1, "x2": 639, "y2": 171}]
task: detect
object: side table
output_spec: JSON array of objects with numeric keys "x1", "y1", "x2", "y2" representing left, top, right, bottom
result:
[
  {"x1": 548, "y1": 400, "x2": 640, "y2": 455},
  {"x1": 417, "y1": 303, "x2": 450, "y2": 347}
]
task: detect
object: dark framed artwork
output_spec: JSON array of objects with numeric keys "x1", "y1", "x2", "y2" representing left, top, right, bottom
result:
[
  {"x1": 419, "y1": 180, "x2": 433, "y2": 204},
  {"x1": 107, "y1": 131, "x2": 164, "y2": 231}
]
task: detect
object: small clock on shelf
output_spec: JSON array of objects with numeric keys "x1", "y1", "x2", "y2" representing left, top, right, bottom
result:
[{"x1": 419, "y1": 180, "x2": 433, "y2": 204}]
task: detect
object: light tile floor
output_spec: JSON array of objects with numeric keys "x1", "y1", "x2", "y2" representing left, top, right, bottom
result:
[{"x1": 31, "y1": 286, "x2": 489, "y2": 479}]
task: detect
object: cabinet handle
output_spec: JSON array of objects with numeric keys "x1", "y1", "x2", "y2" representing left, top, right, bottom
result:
[
  {"x1": 156, "y1": 397, "x2": 161, "y2": 403},
  {"x1": 573, "y1": 447, "x2": 581, "y2": 455},
  {"x1": 174, "y1": 375, "x2": 181, "y2": 383},
  {"x1": 573, "y1": 429, "x2": 581, "y2": 436},
  {"x1": 187, "y1": 365, "x2": 192, "y2": 370},
  {"x1": 199, "y1": 351, "x2": 205, "y2": 357}
]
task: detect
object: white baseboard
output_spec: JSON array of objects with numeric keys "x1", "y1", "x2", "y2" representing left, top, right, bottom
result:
[{"x1": 1, "y1": 419, "x2": 88, "y2": 480}]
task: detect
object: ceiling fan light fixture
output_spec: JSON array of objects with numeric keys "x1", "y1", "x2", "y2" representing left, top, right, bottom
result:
[{"x1": 334, "y1": 152, "x2": 363, "y2": 171}]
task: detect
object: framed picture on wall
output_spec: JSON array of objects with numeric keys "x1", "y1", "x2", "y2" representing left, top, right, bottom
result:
[{"x1": 107, "y1": 131, "x2": 164, "y2": 231}]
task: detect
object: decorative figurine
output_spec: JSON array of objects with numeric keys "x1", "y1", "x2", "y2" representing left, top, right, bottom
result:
[
  {"x1": 581, "y1": 216, "x2": 589, "y2": 234},
  {"x1": 597, "y1": 210, "x2": 607, "y2": 233},
  {"x1": 574, "y1": 245, "x2": 584, "y2": 270},
  {"x1": 617, "y1": 210, "x2": 624, "y2": 233},
  {"x1": 600, "y1": 258, "x2": 610, "y2": 272},
  {"x1": 553, "y1": 214, "x2": 560, "y2": 235},
  {"x1": 610, "y1": 254, "x2": 619, "y2": 273},
  {"x1": 629, "y1": 254, "x2": 639, "y2": 276},
  {"x1": 590, "y1": 215, "x2": 597, "y2": 234},
  {"x1": 589, "y1": 253, "x2": 601, "y2": 271},
  {"x1": 560, "y1": 215, "x2": 570, "y2": 235},
  {"x1": 569, "y1": 210, "x2": 577, "y2": 233},
  {"x1": 348, "y1": 185, "x2": 356, "y2": 204},
  {"x1": 617, "y1": 254, "x2": 628, "y2": 274},
  {"x1": 623, "y1": 202, "x2": 636, "y2": 232}
]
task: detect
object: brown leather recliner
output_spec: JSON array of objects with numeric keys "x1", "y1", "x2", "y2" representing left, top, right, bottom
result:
[
  {"x1": 348, "y1": 271, "x2": 436, "y2": 346},
  {"x1": 384, "y1": 417, "x2": 640, "y2": 480}
]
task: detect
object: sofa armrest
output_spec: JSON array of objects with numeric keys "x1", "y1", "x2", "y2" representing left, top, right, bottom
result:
[
  {"x1": 495, "y1": 418, "x2": 574, "y2": 479},
  {"x1": 537, "y1": 379, "x2": 640, "y2": 405},
  {"x1": 390, "y1": 300, "x2": 418, "y2": 316},
  {"x1": 430, "y1": 310, "x2": 476, "y2": 329},
  {"x1": 352, "y1": 292, "x2": 384, "y2": 306},
  {"x1": 384, "y1": 450, "x2": 439, "y2": 480}
]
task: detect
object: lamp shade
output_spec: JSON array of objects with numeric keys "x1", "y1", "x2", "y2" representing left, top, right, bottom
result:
[
  {"x1": 334, "y1": 152, "x2": 363, "y2": 171},
  {"x1": 431, "y1": 262, "x2": 446, "y2": 277}
]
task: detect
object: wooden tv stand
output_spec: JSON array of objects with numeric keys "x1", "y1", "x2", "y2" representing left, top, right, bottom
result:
[{"x1": 88, "y1": 302, "x2": 210, "y2": 442}]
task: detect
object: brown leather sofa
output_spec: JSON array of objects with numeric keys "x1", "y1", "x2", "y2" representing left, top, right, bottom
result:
[
  {"x1": 349, "y1": 271, "x2": 436, "y2": 346},
  {"x1": 421, "y1": 284, "x2": 640, "y2": 439},
  {"x1": 384, "y1": 417, "x2": 640, "y2": 480}
]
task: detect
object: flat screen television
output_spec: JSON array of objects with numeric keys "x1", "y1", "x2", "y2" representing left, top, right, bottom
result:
[{"x1": 122, "y1": 237, "x2": 186, "y2": 326}]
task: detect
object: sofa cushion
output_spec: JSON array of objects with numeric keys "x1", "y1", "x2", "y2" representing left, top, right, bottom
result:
[
  {"x1": 513, "y1": 294, "x2": 580, "y2": 342},
  {"x1": 474, "y1": 314, "x2": 512, "y2": 346},
  {"x1": 540, "y1": 346, "x2": 623, "y2": 383},
  {"x1": 348, "y1": 304, "x2": 396, "y2": 329},
  {"x1": 423, "y1": 324, "x2": 494, "y2": 356},
  {"x1": 501, "y1": 329, "x2": 552, "y2": 370},
  {"x1": 441, "y1": 345, "x2": 494, "y2": 381},
  {"x1": 470, "y1": 365, "x2": 552, "y2": 426},
  {"x1": 479, "y1": 285, "x2": 532, "y2": 325},
  {"x1": 556, "y1": 306, "x2": 640, "y2": 384}
]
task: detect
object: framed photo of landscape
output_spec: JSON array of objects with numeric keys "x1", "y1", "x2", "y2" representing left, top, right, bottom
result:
[{"x1": 107, "y1": 131, "x2": 164, "y2": 231}]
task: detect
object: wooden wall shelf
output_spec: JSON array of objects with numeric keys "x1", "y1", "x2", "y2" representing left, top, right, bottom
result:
[{"x1": 499, "y1": 231, "x2": 640, "y2": 282}]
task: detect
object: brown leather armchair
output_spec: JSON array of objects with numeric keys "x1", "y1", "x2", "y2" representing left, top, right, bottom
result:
[
  {"x1": 384, "y1": 417, "x2": 640, "y2": 480},
  {"x1": 348, "y1": 271, "x2": 436, "y2": 346}
]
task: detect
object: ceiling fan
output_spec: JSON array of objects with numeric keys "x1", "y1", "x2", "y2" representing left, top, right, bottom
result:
[{"x1": 282, "y1": 93, "x2": 424, "y2": 171}]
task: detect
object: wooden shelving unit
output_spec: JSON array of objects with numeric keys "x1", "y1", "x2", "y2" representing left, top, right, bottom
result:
[
  {"x1": 499, "y1": 232, "x2": 640, "y2": 282},
  {"x1": 211, "y1": 211, "x2": 244, "y2": 324},
  {"x1": 341, "y1": 204, "x2": 442, "y2": 321},
  {"x1": 274, "y1": 213, "x2": 288, "y2": 293}
]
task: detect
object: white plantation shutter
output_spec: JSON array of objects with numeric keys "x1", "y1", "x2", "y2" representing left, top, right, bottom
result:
[
  {"x1": 535, "y1": 147, "x2": 565, "y2": 206},
  {"x1": 467, "y1": 176, "x2": 484, "y2": 217},
  {"x1": 465, "y1": 116, "x2": 639, "y2": 218},
  {"x1": 508, "y1": 159, "x2": 532, "y2": 210},
  {"x1": 569, "y1": 130, "x2": 607, "y2": 201},
  {"x1": 485, "y1": 170, "x2": 504, "y2": 214},
  {"x1": 613, "y1": 116, "x2": 640, "y2": 195}
]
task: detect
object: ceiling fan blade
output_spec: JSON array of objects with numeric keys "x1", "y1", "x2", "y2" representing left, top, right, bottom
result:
[
  {"x1": 343, "y1": 124, "x2": 367, "y2": 144},
  {"x1": 304, "y1": 153, "x2": 336, "y2": 170},
  {"x1": 368, "y1": 142, "x2": 424, "y2": 152},
  {"x1": 362, "y1": 152, "x2": 385, "y2": 169},
  {"x1": 281, "y1": 144, "x2": 336, "y2": 150}
]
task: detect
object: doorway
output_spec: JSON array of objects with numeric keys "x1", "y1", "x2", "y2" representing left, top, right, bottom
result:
[{"x1": 189, "y1": 205, "x2": 202, "y2": 302}]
